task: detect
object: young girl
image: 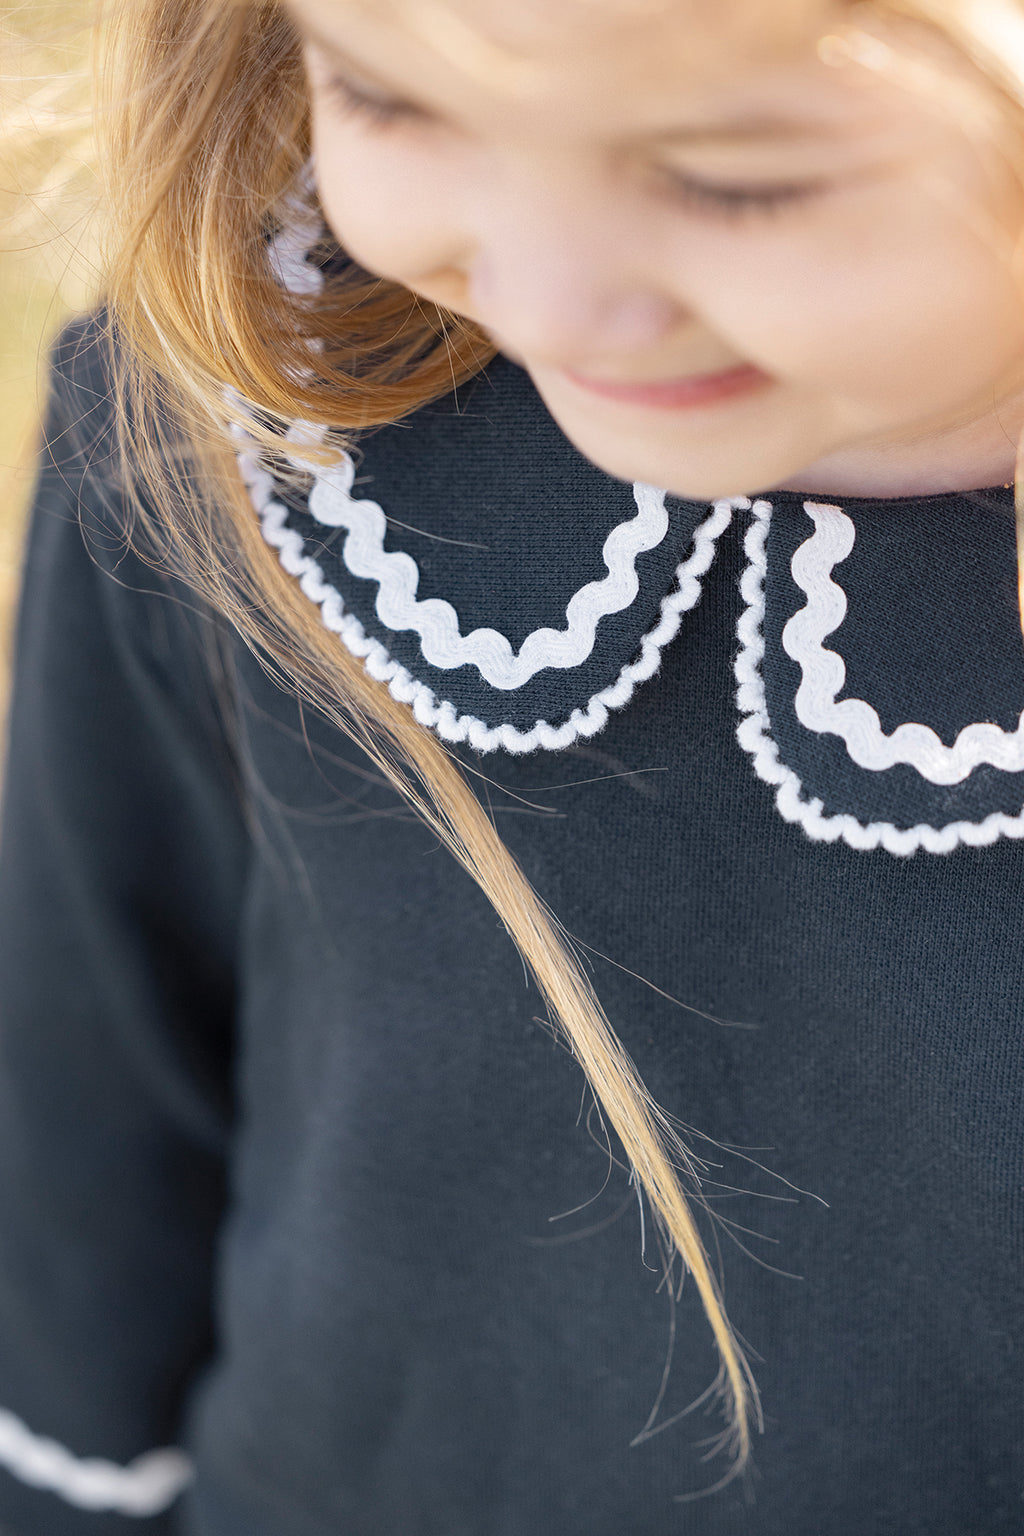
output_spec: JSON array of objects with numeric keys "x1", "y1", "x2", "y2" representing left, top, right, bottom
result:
[{"x1": 1, "y1": 0, "x2": 1023, "y2": 1529}]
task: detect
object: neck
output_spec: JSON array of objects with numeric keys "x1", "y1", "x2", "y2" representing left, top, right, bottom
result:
[{"x1": 774, "y1": 404, "x2": 1022, "y2": 500}]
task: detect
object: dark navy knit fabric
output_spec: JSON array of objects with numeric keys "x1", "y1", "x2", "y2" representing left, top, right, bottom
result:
[{"x1": 0, "y1": 317, "x2": 1022, "y2": 1536}]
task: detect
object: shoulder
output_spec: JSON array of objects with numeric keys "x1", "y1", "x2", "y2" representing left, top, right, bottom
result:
[
  {"x1": 49, "y1": 308, "x2": 117, "y2": 406},
  {"x1": 42, "y1": 310, "x2": 122, "y2": 491},
  {"x1": 36, "y1": 310, "x2": 194, "y2": 589},
  {"x1": 27, "y1": 313, "x2": 223, "y2": 692},
  {"x1": 31, "y1": 309, "x2": 148, "y2": 591}
]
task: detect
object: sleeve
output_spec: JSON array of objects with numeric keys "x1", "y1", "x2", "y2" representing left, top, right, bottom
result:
[{"x1": 0, "y1": 318, "x2": 249, "y2": 1534}]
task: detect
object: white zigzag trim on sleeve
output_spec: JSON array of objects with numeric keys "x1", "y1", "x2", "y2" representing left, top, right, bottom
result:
[
  {"x1": 306, "y1": 464, "x2": 671, "y2": 689},
  {"x1": 734, "y1": 498, "x2": 1024, "y2": 855},
  {"x1": 781, "y1": 501, "x2": 1024, "y2": 784},
  {"x1": 0, "y1": 1407, "x2": 193, "y2": 1516},
  {"x1": 240, "y1": 432, "x2": 737, "y2": 754}
]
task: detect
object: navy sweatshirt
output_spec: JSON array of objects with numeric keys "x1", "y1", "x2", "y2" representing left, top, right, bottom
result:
[{"x1": 0, "y1": 314, "x2": 1022, "y2": 1536}]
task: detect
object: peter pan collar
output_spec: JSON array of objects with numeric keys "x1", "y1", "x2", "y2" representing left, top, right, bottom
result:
[
  {"x1": 736, "y1": 486, "x2": 1024, "y2": 854},
  {"x1": 243, "y1": 212, "x2": 1024, "y2": 856},
  {"x1": 237, "y1": 352, "x2": 738, "y2": 754}
]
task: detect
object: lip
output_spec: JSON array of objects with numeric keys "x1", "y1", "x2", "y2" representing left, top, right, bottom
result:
[{"x1": 562, "y1": 363, "x2": 769, "y2": 410}]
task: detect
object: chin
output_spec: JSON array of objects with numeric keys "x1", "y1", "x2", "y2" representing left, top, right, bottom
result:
[
  {"x1": 542, "y1": 416, "x2": 776, "y2": 504},
  {"x1": 528, "y1": 374, "x2": 804, "y2": 503}
]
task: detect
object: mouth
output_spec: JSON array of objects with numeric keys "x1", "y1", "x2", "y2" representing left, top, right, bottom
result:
[{"x1": 561, "y1": 363, "x2": 770, "y2": 410}]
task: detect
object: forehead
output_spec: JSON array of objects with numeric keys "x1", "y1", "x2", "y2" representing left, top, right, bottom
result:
[
  {"x1": 384, "y1": 0, "x2": 835, "y2": 50},
  {"x1": 307, "y1": 0, "x2": 847, "y2": 91},
  {"x1": 292, "y1": 0, "x2": 1018, "y2": 166}
]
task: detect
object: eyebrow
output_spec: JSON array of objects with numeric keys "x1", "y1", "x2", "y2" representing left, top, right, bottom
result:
[{"x1": 298, "y1": 20, "x2": 838, "y2": 148}]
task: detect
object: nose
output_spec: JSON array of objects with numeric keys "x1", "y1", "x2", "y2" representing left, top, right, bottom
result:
[{"x1": 464, "y1": 182, "x2": 680, "y2": 367}]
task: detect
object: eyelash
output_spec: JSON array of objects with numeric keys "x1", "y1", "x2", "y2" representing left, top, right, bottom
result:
[
  {"x1": 323, "y1": 75, "x2": 825, "y2": 219},
  {"x1": 324, "y1": 75, "x2": 421, "y2": 130},
  {"x1": 664, "y1": 174, "x2": 822, "y2": 219}
]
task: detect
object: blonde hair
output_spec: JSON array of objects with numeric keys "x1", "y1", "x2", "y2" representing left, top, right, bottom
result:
[{"x1": 92, "y1": 0, "x2": 1024, "y2": 1483}]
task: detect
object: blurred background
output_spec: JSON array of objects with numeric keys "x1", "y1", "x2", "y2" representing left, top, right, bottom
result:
[{"x1": 1, "y1": 2, "x2": 99, "y2": 715}]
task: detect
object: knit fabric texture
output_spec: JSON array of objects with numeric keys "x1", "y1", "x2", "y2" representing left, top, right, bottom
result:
[{"x1": 0, "y1": 317, "x2": 1021, "y2": 1535}]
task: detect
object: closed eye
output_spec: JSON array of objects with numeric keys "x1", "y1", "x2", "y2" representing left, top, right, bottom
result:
[
  {"x1": 318, "y1": 67, "x2": 830, "y2": 219},
  {"x1": 321, "y1": 71, "x2": 428, "y2": 130},
  {"x1": 661, "y1": 171, "x2": 828, "y2": 219}
]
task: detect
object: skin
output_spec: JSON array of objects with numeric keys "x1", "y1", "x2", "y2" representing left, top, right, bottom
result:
[{"x1": 284, "y1": 0, "x2": 1024, "y2": 500}]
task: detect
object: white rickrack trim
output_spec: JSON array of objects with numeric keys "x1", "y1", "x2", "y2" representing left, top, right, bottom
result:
[
  {"x1": 734, "y1": 498, "x2": 1024, "y2": 856},
  {"x1": 241, "y1": 432, "x2": 737, "y2": 754},
  {"x1": 782, "y1": 501, "x2": 1024, "y2": 784},
  {"x1": 305, "y1": 463, "x2": 671, "y2": 689},
  {"x1": 265, "y1": 212, "x2": 676, "y2": 690},
  {"x1": 267, "y1": 177, "x2": 324, "y2": 299},
  {"x1": 0, "y1": 1406, "x2": 193, "y2": 1516},
  {"x1": 250, "y1": 196, "x2": 733, "y2": 749}
]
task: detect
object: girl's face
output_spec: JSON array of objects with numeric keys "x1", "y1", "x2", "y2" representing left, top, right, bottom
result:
[{"x1": 286, "y1": 0, "x2": 1024, "y2": 499}]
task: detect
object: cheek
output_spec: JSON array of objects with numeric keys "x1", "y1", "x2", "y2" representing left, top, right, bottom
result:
[
  {"x1": 679, "y1": 196, "x2": 1024, "y2": 410},
  {"x1": 310, "y1": 113, "x2": 465, "y2": 283}
]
